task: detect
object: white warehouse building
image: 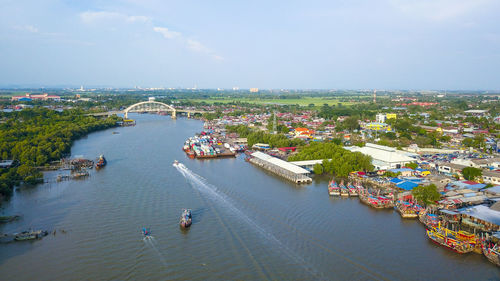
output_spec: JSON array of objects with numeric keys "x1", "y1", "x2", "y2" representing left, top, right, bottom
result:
[{"x1": 345, "y1": 143, "x2": 417, "y2": 170}]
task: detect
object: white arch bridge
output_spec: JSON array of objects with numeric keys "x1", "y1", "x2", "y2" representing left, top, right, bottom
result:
[
  {"x1": 123, "y1": 101, "x2": 176, "y2": 119},
  {"x1": 87, "y1": 101, "x2": 212, "y2": 119}
]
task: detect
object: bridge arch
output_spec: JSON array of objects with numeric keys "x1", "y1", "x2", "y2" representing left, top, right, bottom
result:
[{"x1": 124, "y1": 101, "x2": 176, "y2": 119}]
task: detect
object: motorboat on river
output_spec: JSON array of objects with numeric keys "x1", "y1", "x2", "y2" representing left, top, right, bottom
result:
[
  {"x1": 95, "y1": 155, "x2": 107, "y2": 169},
  {"x1": 180, "y1": 209, "x2": 192, "y2": 228},
  {"x1": 142, "y1": 227, "x2": 152, "y2": 239}
]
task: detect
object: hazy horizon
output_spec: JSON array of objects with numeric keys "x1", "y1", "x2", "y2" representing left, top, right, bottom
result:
[{"x1": 1, "y1": 0, "x2": 500, "y2": 90}]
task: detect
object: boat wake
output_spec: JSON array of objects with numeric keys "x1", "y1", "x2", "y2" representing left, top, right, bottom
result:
[
  {"x1": 174, "y1": 162, "x2": 324, "y2": 280},
  {"x1": 143, "y1": 237, "x2": 168, "y2": 267}
]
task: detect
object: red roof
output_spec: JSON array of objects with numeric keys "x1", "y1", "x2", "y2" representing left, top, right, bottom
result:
[
  {"x1": 463, "y1": 180, "x2": 478, "y2": 185},
  {"x1": 278, "y1": 147, "x2": 296, "y2": 152}
]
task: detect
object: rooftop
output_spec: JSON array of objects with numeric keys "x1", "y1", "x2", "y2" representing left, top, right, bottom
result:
[
  {"x1": 459, "y1": 205, "x2": 500, "y2": 225},
  {"x1": 251, "y1": 151, "x2": 310, "y2": 174},
  {"x1": 347, "y1": 143, "x2": 416, "y2": 164}
]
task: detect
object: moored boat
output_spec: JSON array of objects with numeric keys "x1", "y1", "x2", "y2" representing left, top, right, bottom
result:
[
  {"x1": 328, "y1": 180, "x2": 340, "y2": 196},
  {"x1": 348, "y1": 183, "x2": 358, "y2": 196},
  {"x1": 0, "y1": 215, "x2": 21, "y2": 223},
  {"x1": 340, "y1": 181, "x2": 349, "y2": 197},
  {"x1": 14, "y1": 229, "x2": 48, "y2": 241},
  {"x1": 426, "y1": 226, "x2": 476, "y2": 254},
  {"x1": 482, "y1": 242, "x2": 500, "y2": 267},
  {"x1": 356, "y1": 183, "x2": 366, "y2": 195},
  {"x1": 419, "y1": 210, "x2": 440, "y2": 228},
  {"x1": 180, "y1": 209, "x2": 192, "y2": 228},
  {"x1": 360, "y1": 192, "x2": 394, "y2": 209},
  {"x1": 396, "y1": 201, "x2": 418, "y2": 219}
]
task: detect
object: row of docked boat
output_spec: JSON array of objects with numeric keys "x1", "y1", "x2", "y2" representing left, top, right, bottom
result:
[
  {"x1": 183, "y1": 135, "x2": 237, "y2": 159},
  {"x1": 359, "y1": 190, "x2": 394, "y2": 209},
  {"x1": 328, "y1": 179, "x2": 394, "y2": 208},
  {"x1": 328, "y1": 180, "x2": 359, "y2": 197},
  {"x1": 326, "y1": 179, "x2": 499, "y2": 267},
  {"x1": 395, "y1": 200, "x2": 423, "y2": 219},
  {"x1": 419, "y1": 210, "x2": 500, "y2": 266}
]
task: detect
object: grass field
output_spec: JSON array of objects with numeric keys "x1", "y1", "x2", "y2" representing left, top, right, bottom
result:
[{"x1": 188, "y1": 97, "x2": 356, "y2": 106}]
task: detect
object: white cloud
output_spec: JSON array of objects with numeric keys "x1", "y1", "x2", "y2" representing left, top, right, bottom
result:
[
  {"x1": 79, "y1": 11, "x2": 223, "y2": 61},
  {"x1": 186, "y1": 39, "x2": 224, "y2": 61},
  {"x1": 80, "y1": 11, "x2": 151, "y2": 24},
  {"x1": 153, "y1": 27, "x2": 181, "y2": 39},
  {"x1": 126, "y1": 15, "x2": 150, "y2": 23},
  {"x1": 153, "y1": 27, "x2": 223, "y2": 61},
  {"x1": 186, "y1": 39, "x2": 210, "y2": 53},
  {"x1": 14, "y1": 25, "x2": 38, "y2": 33}
]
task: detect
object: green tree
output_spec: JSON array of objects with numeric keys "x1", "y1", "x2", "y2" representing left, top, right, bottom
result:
[
  {"x1": 0, "y1": 108, "x2": 120, "y2": 197},
  {"x1": 313, "y1": 164, "x2": 324, "y2": 175},
  {"x1": 405, "y1": 162, "x2": 418, "y2": 170},
  {"x1": 343, "y1": 117, "x2": 360, "y2": 131},
  {"x1": 462, "y1": 167, "x2": 482, "y2": 181},
  {"x1": 412, "y1": 184, "x2": 441, "y2": 206}
]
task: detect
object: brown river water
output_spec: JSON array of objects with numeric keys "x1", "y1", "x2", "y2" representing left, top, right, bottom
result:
[{"x1": 0, "y1": 114, "x2": 498, "y2": 280}]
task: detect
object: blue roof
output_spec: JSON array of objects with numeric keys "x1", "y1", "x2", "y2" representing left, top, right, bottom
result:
[
  {"x1": 464, "y1": 192, "x2": 478, "y2": 197},
  {"x1": 396, "y1": 181, "x2": 419, "y2": 191},
  {"x1": 449, "y1": 181, "x2": 472, "y2": 189},
  {"x1": 389, "y1": 168, "x2": 413, "y2": 173},
  {"x1": 484, "y1": 186, "x2": 500, "y2": 194},
  {"x1": 468, "y1": 183, "x2": 486, "y2": 190},
  {"x1": 390, "y1": 178, "x2": 403, "y2": 184},
  {"x1": 440, "y1": 209, "x2": 459, "y2": 215},
  {"x1": 405, "y1": 177, "x2": 423, "y2": 183}
]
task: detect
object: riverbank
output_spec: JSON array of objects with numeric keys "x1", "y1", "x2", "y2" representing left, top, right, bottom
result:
[
  {"x1": 1, "y1": 115, "x2": 498, "y2": 280},
  {"x1": 0, "y1": 108, "x2": 121, "y2": 198}
]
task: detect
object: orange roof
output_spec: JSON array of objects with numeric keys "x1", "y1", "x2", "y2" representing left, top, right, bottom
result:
[{"x1": 295, "y1": 127, "x2": 309, "y2": 132}]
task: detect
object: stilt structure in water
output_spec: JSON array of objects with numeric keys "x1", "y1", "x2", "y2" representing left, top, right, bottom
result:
[{"x1": 247, "y1": 151, "x2": 312, "y2": 184}]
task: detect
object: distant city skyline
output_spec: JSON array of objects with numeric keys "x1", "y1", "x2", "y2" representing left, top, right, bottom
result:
[{"x1": 1, "y1": 0, "x2": 500, "y2": 90}]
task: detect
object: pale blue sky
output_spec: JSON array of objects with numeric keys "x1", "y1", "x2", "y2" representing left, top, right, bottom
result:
[{"x1": 1, "y1": 0, "x2": 499, "y2": 89}]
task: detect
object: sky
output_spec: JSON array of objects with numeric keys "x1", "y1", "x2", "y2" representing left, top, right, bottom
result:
[{"x1": 1, "y1": 0, "x2": 499, "y2": 90}]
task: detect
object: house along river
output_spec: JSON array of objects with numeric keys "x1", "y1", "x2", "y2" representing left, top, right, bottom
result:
[{"x1": 0, "y1": 114, "x2": 498, "y2": 280}]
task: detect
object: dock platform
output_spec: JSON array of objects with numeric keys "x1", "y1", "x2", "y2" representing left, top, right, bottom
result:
[{"x1": 248, "y1": 151, "x2": 312, "y2": 184}]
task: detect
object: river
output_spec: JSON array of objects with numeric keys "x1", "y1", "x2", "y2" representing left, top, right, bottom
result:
[{"x1": 0, "y1": 115, "x2": 498, "y2": 280}]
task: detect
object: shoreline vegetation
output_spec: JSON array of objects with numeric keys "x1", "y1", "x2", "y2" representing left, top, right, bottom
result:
[
  {"x1": 0, "y1": 108, "x2": 121, "y2": 198},
  {"x1": 288, "y1": 142, "x2": 374, "y2": 178}
]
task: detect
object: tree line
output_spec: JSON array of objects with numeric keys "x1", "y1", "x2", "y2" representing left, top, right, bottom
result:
[
  {"x1": 288, "y1": 142, "x2": 374, "y2": 178},
  {"x1": 0, "y1": 108, "x2": 121, "y2": 197},
  {"x1": 225, "y1": 125, "x2": 305, "y2": 148}
]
